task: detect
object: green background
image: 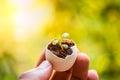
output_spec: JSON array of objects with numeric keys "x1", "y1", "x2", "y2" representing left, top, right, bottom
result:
[{"x1": 0, "y1": 0, "x2": 120, "y2": 80}]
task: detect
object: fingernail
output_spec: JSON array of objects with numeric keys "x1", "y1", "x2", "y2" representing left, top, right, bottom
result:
[{"x1": 38, "y1": 60, "x2": 52, "y2": 69}]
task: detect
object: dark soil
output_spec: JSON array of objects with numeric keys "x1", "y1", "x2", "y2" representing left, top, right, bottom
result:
[{"x1": 47, "y1": 39, "x2": 75, "y2": 59}]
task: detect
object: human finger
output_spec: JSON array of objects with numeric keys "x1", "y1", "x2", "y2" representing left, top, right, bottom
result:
[
  {"x1": 19, "y1": 60, "x2": 53, "y2": 80},
  {"x1": 72, "y1": 52, "x2": 90, "y2": 80},
  {"x1": 51, "y1": 68, "x2": 73, "y2": 80},
  {"x1": 36, "y1": 49, "x2": 46, "y2": 67},
  {"x1": 87, "y1": 70, "x2": 99, "y2": 80}
]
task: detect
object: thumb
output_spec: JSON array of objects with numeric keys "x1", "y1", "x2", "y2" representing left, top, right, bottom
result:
[{"x1": 19, "y1": 60, "x2": 53, "y2": 80}]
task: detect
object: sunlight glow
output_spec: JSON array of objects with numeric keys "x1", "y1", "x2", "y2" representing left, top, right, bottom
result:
[{"x1": 11, "y1": 0, "x2": 54, "y2": 42}]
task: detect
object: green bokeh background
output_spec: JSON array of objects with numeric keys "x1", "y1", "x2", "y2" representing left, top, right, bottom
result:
[{"x1": 0, "y1": 0, "x2": 120, "y2": 80}]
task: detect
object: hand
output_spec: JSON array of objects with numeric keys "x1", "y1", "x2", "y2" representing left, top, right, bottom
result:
[{"x1": 19, "y1": 50, "x2": 99, "y2": 80}]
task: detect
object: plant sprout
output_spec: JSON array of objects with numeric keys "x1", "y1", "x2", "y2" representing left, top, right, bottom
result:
[
  {"x1": 52, "y1": 39, "x2": 59, "y2": 45},
  {"x1": 62, "y1": 32, "x2": 69, "y2": 39},
  {"x1": 61, "y1": 44, "x2": 69, "y2": 49},
  {"x1": 52, "y1": 33, "x2": 69, "y2": 49}
]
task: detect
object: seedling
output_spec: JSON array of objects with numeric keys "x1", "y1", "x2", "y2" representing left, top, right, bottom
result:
[
  {"x1": 52, "y1": 39, "x2": 59, "y2": 45},
  {"x1": 46, "y1": 32, "x2": 77, "y2": 71},
  {"x1": 62, "y1": 32, "x2": 69, "y2": 39},
  {"x1": 61, "y1": 44, "x2": 69, "y2": 49},
  {"x1": 52, "y1": 32, "x2": 69, "y2": 49}
]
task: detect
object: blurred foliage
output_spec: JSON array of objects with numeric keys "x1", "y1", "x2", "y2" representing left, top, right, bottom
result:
[
  {"x1": 0, "y1": 51, "x2": 17, "y2": 80},
  {"x1": 0, "y1": 0, "x2": 120, "y2": 80},
  {"x1": 43, "y1": 0, "x2": 120, "y2": 80}
]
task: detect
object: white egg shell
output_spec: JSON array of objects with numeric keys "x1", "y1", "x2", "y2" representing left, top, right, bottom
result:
[{"x1": 45, "y1": 45, "x2": 77, "y2": 71}]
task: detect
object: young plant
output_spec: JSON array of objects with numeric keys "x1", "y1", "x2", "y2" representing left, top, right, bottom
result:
[
  {"x1": 62, "y1": 32, "x2": 69, "y2": 39},
  {"x1": 52, "y1": 39, "x2": 59, "y2": 45},
  {"x1": 52, "y1": 32, "x2": 70, "y2": 49},
  {"x1": 61, "y1": 44, "x2": 68, "y2": 49},
  {"x1": 45, "y1": 32, "x2": 77, "y2": 71}
]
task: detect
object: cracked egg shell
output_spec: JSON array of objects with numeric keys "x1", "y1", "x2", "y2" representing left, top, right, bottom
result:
[{"x1": 45, "y1": 44, "x2": 77, "y2": 71}]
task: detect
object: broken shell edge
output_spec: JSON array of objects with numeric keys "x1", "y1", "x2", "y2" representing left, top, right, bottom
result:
[{"x1": 45, "y1": 45, "x2": 77, "y2": 71}]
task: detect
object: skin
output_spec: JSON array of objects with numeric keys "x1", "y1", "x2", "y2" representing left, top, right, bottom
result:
[{"x1": 19, "y1": 49, "x2": 99, "y2": 80}]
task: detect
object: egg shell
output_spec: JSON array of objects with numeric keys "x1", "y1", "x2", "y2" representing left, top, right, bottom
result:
[{"x1": 45, "y1": 45, "x2": 77, "y2": 71}]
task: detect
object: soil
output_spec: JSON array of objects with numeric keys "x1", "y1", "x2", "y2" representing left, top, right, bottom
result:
[{"x1": 47, "y1": 39, "x2": 75, "y2": 59}]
